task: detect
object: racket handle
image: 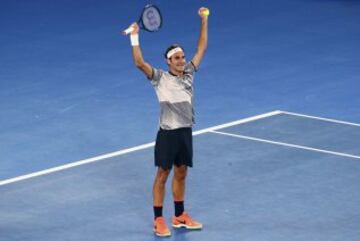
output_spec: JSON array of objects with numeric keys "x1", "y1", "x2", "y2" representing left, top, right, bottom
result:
[{"x1": 123, "y1": 26, "x2": 135, "y2": 35}]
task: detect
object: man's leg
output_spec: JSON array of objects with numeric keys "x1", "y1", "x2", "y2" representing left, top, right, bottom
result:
[
  {"x1": 172, "y1": 165, "x2": 202, "y2": 230},
  {"x1": 153, "y1": 167, "x2": 171, "y2": 237},
  {"x1": 153, "y1": 167, "x2": 171, "y2": 214},
  {"x1": 172, "y1": 165, "x2": 187, "y2": 216},
  {"x1": 172, "y1": 165, "x2": 187, "y2": 201}
]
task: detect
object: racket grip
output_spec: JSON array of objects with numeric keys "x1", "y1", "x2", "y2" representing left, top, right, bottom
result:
[{"x1": 123, "y1": 26, "x2": 135, "y2": 35}]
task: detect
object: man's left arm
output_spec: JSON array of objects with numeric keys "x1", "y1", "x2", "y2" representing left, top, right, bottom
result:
[{"x1": 191, "y1": 7, "x2": 209, "y2": 69}]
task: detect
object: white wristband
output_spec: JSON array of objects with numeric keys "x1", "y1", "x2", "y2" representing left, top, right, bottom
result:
[{"x1": 130, "y1": 34, "x2": 139, "y2": 46}]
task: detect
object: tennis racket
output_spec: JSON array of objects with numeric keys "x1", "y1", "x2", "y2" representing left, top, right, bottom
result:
[{"x1": 123, "y1": 4, "x2": 162, "y2": 35}]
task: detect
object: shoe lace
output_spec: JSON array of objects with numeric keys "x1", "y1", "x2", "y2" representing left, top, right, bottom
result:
[{"x1": 156, "y1": 217, "x2": 166, "y2": 226}]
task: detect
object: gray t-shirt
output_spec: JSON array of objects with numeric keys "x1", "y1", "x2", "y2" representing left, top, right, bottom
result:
[{"x1": 149, "y1": 62, "x2": 197, "y2": 130}]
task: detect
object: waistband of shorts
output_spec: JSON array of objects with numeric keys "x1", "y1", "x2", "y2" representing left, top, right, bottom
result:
[{"x1": 159, "y1": 127, "x2": 192, "y2": 132}]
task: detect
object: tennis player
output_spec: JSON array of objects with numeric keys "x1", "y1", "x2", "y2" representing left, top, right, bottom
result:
[{"x1": 125, "y1": 7, "x2": 208, "y2": 237}]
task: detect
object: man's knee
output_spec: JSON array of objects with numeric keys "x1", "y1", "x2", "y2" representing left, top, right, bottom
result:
[
  {"x1": 155, "y1": 167, "x2": 171, "y2": 184},
  {"x1": 174, "y1": 165, "x2": 187, "y2": 181}
]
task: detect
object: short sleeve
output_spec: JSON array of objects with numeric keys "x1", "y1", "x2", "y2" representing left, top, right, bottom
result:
[
  {"x1": 148, "y1": 68, "x2": 164, "y2": 86},
  {"x1": 184, "y1": 61, "x2": 198, "y2": 75}
]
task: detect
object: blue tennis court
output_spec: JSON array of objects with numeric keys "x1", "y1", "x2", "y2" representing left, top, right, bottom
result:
[
  {"x1": 1, "y1": 111, "x2": 360, "y2": 241},
  {"x1": 1, "y1": 0, "x2": 360, "y2": 240}
]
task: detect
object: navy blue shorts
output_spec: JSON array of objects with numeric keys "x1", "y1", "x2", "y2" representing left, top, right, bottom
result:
[{"x1": 155, "y1": 127, "x2": 193, "y2": 170}]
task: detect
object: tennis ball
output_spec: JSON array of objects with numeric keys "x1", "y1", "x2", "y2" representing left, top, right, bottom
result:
[{"x1": 202, "y1": 9, "x2": 210, "y2": 16}]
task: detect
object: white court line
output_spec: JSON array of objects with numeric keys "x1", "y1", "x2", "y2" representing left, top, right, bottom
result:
[
  {"x1": 211, "y1": 130, "x2": 360, "y2": 160},
  {"x1": 282, "y1": 111, "x2": 360, "y2": 127},
  {"x1": 0, "y1": 110, "x2": 282, "y2": 186},
  {"x1": 193, "y1": 110, "x2": 282, "y2": 135}
]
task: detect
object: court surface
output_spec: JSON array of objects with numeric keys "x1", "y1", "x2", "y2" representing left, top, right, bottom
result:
[
  {"x1": 1, "y1": 0, "x2": 360, "y2": 240},
  {"x1": 1, "y1": 110, "x2": 359, "y2": 241}
]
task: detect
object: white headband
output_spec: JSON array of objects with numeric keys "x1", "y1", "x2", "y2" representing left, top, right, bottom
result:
[{"x1": 166, "y1": 47, "x2": 183, "y2": 59}]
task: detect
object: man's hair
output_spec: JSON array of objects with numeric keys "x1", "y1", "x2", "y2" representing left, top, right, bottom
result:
[{"x1": 164, "y1": 44, "x2": 185, "y2": 59}]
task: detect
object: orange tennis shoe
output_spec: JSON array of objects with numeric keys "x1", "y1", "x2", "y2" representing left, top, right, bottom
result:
[
  {"x1": 172, "y1": 212, "x2": 203, "y2": 230},
  {"x1": 154, "y1": 217, "x2": 171, "y2": 237}
]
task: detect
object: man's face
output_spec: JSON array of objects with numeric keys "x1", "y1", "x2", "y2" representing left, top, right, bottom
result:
[{"x1": 167, "y1": 51, "x2": 186, "y2": 73}]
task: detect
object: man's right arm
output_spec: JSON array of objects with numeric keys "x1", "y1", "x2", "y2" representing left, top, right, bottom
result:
[{"x1": 128, "y1": 23, "x2": 153, "y2": 79}]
